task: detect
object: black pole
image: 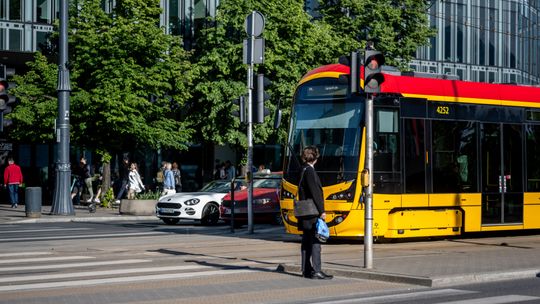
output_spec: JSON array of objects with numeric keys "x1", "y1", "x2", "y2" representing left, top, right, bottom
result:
[
  {"x1": 230, "y1": 178, "x2": 235, "y2": 233},
  {"x1": 51, "y1": 0, "x2": 74, "y2": 215}
]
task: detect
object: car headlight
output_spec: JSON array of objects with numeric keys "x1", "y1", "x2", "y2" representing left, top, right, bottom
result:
[
  {"x1": 184, "y1": 198, "x2": 200, "y2": 206},
  {"x1": 253, "y1": 198, "x2": 272, "y2": 205}
]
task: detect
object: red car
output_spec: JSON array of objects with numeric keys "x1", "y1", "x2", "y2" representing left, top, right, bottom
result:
[{"x1": 220, "y1": 173, "x2": 282, "y2": 226}]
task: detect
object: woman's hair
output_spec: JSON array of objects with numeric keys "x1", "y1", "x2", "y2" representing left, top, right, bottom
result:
[{"x1": 301, "y1": 146, "x2": 320, "y2": 163}]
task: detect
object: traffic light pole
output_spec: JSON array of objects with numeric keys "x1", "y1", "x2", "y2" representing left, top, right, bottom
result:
[
  {"x1": 51, "y1": 0, "x2": 74, "y2": 215},
  {"x1": 246, "y1": 12, "x2": 256, "y2": 234},
  {"x1": 364, "y1": 93, "x2": 374, "y2": 269}
]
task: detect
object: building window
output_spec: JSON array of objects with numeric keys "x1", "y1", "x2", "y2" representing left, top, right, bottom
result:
[
  {"x1": 8, "y1": 28, "x2": 21, "y2": 51},
  {"x1": 36, "y1": 0, "x2": 51, "y2": 23},
  {"x1": 9, "y1": 0, "x2": 22, "y2": 21}
]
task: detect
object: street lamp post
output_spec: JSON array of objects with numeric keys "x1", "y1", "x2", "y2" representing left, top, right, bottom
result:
[{"x1": 51, "y1": 0, "x2": 74, "y2": 215}]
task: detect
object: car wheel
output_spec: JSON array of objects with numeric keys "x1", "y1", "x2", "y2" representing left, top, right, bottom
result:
[
  {"x1": 201, "y1": 203, "x2": 220, "y2": 226},
  {"x1": 273, "y1": 213, "x2": 284, "y2": 225},
  {"x1": 161, "y1": 218, "x2": 180, "y2": 225}
]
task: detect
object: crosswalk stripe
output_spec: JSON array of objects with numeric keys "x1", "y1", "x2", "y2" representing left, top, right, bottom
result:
[
  {"x1": 0, "y1": 252, "x2": 53, "y2": 258},
  {"x1": 0, "y1": 265, "x2": 212, "y2": 283},
  {"x1": 1, "y1": 228, "x2": 91, "y2": 233},
  {"x1": 0, "y1": 269, "x2": 254, "y2": 292},
  {"x1": 434, "y1": 295, "x2": 540, "y2": 304},
  {"x1": 0, "y1": 256, "x2": 94, "y2": 264},
  {"x1": 0, "y1": 259, "x2": 151, "y2": 272},
  {"x1": 0, "y1": 231, "x2": 164, "y2": 242},
  {"x1": 314, "y1": 289, "x2": 477, "y2": 304}
]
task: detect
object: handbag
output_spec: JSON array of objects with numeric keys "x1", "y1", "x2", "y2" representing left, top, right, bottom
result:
[
  {"x1": 293, "y1": 167, "x2": 319, "y2": 218},
  {"x1": 316, "y1": 218, "x2": 330, "y2": 243}
]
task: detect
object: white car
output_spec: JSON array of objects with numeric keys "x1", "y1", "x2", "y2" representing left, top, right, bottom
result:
[{"x1": 155, "y1": 180, "x2": 244, "y2": 225}]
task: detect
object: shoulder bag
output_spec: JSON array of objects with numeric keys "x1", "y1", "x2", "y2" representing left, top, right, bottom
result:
[{"x1": 293, "y1": 167, "x2": 320, "y2": 218}]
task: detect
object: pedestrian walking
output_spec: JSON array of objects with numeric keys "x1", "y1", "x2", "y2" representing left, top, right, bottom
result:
[
  {"x1": 3, "y1": 157, "x2": 23, "y2": 208},
  {"x1": 127, "y1": 162, "x2": 145, "y2": 199},
  {"x1": 80, "y1": 156, "x2": 94, "y2": 203},
  {"x1": 298, "y1": 146, "x2": 333, "y2": 280},
  {"x1": 162, "y1": 162, "x2": 176, "y2": 196},
  {"x1": 172, "y1": 162, "x2": 182, "y2": 193},
  {"x1": 114, "y1": 157, "x2": 130, "y2": 204}
]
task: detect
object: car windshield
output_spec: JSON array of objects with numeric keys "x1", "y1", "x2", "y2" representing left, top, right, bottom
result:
[
  {"x1": 233, "y1": 174, "x2": 282, "y2": 189},
  {"x1": 253, "y1": 175, "x2": 282, "y2": 189},
  {"x1": 200, "y1": 181, "x2": 233, "y2": 193}
]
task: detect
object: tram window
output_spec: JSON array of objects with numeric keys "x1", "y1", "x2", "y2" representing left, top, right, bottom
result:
[
  {"x1": 526, "y1": 125, "x2": 540, "y2": 192},
  {"x1": 526, "y1": 110, "x2": 540, "y2": 122},
  {"x1": 374, "y1": 108, "x2": 401, "y2": 193},
  {"x1": 432, "y1": 120, "x2": 478, "y2": 193},
  {"x1": 404, "y1": 119, "x2": 426, "y2": 193}
]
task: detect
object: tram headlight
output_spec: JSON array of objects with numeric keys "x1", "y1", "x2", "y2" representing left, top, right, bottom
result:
[
  {"x1": 327, "y1": 184, "x2": 355, "y2": 202},
  {"x1": 281, "y1": 188, "x2": 295, "y2": 199}
]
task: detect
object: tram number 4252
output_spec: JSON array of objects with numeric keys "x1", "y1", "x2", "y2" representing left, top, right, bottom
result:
[{"x1": 436, "y1": 106, "x2": 450, "y2": 115}]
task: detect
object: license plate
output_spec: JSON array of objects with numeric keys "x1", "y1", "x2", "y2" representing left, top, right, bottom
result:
[{"x1": 160, "y1": 208, "x2": 176, "y2": 214}]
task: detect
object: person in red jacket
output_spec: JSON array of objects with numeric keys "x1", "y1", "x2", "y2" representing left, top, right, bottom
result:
[{"x1": 4, "y1": 157, "x2": 23, "y2": 208}]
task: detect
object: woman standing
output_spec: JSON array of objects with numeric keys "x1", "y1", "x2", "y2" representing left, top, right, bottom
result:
[
  {"x1": 127, "y1": 162, "x2": 145, "y2": 199},
  {"x1": 298, "y1": 146, "x2": 333, "y2": 280}
]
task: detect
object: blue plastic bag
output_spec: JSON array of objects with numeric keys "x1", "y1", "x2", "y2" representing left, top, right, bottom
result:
[{"x1": 316, "y1": 218, "x2": 329, "y2": 242}]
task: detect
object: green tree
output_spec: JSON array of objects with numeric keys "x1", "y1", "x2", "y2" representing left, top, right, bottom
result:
[
  {"x1": 10, "y1": 0, "x2": 194, "y2": 195},
  {"x1": 318, "y1": 0, "x2": 435, "y2": 67},
  {"x1": 191, "y1": 0, "x2": 345, "y2": 147}
]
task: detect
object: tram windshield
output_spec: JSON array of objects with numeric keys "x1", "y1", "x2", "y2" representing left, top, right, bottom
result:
[{"x1": 284, "y1": 78, "x2": 365, "y2": 186}]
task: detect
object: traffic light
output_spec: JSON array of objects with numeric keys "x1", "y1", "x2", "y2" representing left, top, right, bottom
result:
[
  {"x1": 232, "y1": 95, "x2": 246, "y2": 123},
  {"x1": 0, "y1": 80, "x2": 15, "y2": 132},
  {"x1": 338, "y1": 51, "x2": 362, "y2": 95},
  {"x1": 363, "y1": 50, "x2": 385, "y2": 93},
  {"x1": 252, "y1": 73, "x2": 271, "y2": 124}
]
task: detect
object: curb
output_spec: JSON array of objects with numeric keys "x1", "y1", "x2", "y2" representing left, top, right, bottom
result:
[
  {"x1": 430, "y1": 269, "x2": 540, "y2": 287},
  {"x1": 7, "y1": 216, "x2": 159, "y2": 224},
  {"x1": 276, "y1": 264, "x2": 540, "y2": 288},
  {"x1": 276, "y1": 263, "x2": 433, "y2": 287}
]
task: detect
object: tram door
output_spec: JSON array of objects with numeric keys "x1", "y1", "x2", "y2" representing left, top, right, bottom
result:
[{"x1": 481, "y1": 123, "x2": 524, "y2": 225}]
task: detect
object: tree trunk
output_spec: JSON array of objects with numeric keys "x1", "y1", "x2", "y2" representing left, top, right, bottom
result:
[{"x1": 102, "y1": 161, "x2": 111, "y2": 196}]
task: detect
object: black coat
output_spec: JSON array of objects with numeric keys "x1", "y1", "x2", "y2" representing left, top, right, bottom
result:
[{"x1": 298, "y1": 164, "x2": 324, "y2": 231}]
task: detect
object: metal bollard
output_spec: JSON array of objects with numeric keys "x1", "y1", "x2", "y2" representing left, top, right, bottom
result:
[{"x1": 25, "y1": 187, "x2": 42, "y2": 218}]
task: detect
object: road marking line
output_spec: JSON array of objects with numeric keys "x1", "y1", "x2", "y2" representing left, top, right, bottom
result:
[
  {"x1": 0, "y1": 269, "x2": 254, "y2": 291},
  {"x1": 0, "y1": 259, "x2": 151, "y2": 272},
  {"x1": 314, "y1": 289, "x2": 477, "y2": 304},
  {"x1": 0, "y1": 231, "x2": 164, "y2": 242},
  {"x1": 0, "y1": 256, "x2": 95, "y2": 264},
  {"x1": 0, "y1": 252, "x2": 53, "y2": 258},
  {"x1": 1, "y1": 228, "x2": 91, "y2": 233},
  {"x1": 434, "y1": 295, "x2": 540, "y2": 304},
  {"x1": 0, "y1": 265, "x2": 212, "y2": 283}
]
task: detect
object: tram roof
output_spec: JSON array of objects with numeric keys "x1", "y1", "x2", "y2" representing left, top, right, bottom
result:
[{"x1": 300, "y1": 64, "x2": 540, "y2": 108}]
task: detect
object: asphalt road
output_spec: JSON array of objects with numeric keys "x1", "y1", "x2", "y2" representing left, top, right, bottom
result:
[
  {"x1": 0, "y1": 221, "x2": 416, "y2": 304},
  {"x1": 1, "y1": 221, "x2": 539, "y2": 304}
]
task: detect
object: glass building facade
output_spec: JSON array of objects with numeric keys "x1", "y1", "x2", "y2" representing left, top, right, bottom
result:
[{"x1": 413, "y1": 0, "x2": 540, "y2": 85}]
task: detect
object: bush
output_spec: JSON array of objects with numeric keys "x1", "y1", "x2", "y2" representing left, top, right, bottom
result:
[{"x1": 135, "y1": 191, "x2": 161, "y2": 200}]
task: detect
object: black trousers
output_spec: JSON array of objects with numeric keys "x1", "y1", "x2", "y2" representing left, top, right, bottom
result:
[{"x1": 301, "y1": 224, "x2": 321, "y2": 275}]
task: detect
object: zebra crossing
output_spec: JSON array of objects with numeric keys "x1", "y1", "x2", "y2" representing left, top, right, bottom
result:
[{"x1": 0, "y1": 250, "x2": 260, "y2": 292}]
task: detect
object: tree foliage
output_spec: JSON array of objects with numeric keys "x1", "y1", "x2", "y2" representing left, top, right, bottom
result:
[
  {"x1": 318, "y1": 0, "x2": 435, "y2": 67},
  {"x1": 190, "y1": 0, "x2": 345, "y2": 146},
  {"x1": 8, "y1": 0, "x2": 434, "y2": 156},
  {"x1": 9, "y1": 0, "x2": 194, "y2": 153}
]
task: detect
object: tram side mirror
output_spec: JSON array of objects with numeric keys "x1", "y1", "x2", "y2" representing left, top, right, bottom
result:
[
  {"x1": 274, "y1": 108, "x2": 282, "y2": 129},
  {"x1": 361, "y1": 169, "x2": 369, "y2": 187},
  {"x1": 273, "y1": 98, "x2": 282, "y2": 129}
]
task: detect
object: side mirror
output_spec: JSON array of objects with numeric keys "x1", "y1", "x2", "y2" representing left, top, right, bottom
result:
[{"x1": 273, "y1": 98, "x2": 282, "y2": 129}]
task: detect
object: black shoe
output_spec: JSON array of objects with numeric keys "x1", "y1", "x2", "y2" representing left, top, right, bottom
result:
[
  {"x1": 320, "y1": 271, "x2": 333, "y2": 279},
  {"x1": 311, "y1": 272, "x2": 332, "y2": 280},
  {"x1": 302, "y1": 272, "x2": 313, "y2": 279}
]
